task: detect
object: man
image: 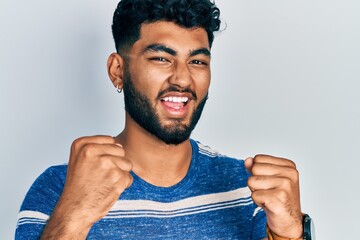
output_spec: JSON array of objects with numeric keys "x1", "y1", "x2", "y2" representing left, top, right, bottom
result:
[{"x1": 16, "y1": 0, "x2": 309, "y2": 239}]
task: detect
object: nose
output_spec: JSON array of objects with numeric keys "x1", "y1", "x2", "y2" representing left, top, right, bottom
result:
[{"x1": 168, "y1": 61, "x2": 192, "y2": 88}]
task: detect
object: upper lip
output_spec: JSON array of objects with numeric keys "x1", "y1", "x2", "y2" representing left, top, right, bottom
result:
[{"x1": 159, "y1": 92, "x2": 195, "y2": 101}]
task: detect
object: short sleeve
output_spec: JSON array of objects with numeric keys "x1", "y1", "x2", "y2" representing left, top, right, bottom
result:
[{"x1": 15, "y1": 165, "x2": 66, "y2": 240}]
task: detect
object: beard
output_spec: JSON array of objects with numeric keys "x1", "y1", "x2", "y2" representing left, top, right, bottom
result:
[{"x1": 122, "y1": 69, "x2": 208, "y2": 145}]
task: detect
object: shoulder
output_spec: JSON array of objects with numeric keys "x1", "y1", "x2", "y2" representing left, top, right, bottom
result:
[
  {"x1": 191, "y1": 139, "x2": 250, "y2": 188},
  {"x1": 16, "y1": 164, "x2": 68, "y2": 237},
  {"x1": 191, "y1": 139, "x2": 246, "y2": 168},
  {"x1": 21, "y1": 164, "x2": 68, "y2": 210},
  {"x1": 33, "y1": 164, "x2": 68, "y2": 186}
]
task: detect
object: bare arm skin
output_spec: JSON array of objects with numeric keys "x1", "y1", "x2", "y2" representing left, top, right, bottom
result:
[
  {"x1": 40, "y1": 136, "x2": 133, "y2": 239},
  {"x1": 245, "y1": 155, "x2": 303, "y2": 239}
]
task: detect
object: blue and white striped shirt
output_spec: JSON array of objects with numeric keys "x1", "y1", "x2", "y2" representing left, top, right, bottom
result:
[{"x1": 16, "y1": 139, "x2": 267, "y2": 239}]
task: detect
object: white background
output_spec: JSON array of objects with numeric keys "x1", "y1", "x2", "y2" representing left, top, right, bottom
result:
[{"x1": 1, "y1": 0, "x2": 359, "y2": 239}]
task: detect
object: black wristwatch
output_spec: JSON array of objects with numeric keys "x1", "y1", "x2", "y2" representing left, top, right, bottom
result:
[{"x1": 303, "y1": 214, "x2": 315, "y2": 240}]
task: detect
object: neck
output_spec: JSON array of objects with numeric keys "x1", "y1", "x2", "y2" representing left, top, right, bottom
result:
[{"x1": 115, "y1": 114, "x2": 193, "y2": 187}]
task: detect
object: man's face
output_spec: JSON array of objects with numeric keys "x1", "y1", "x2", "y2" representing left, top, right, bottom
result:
[{"x1": 123, "y1": 21, "x2": 211, "y2": 145}]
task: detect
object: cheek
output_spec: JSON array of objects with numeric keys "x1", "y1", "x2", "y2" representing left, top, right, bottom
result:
[
  {"x1": 192, "y1": 70, "x2": 211, "y2": 97},
  {"x1": 145, "y1": 68, "x2": 172, "y2": 82},
  {"x1": 131, "y1": 65, "x2": 171, "y2": 92}
]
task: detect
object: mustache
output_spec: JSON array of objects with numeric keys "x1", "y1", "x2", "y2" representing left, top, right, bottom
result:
[{"x1": 157, "y1": 85, "x2": 197, "y2": 100}]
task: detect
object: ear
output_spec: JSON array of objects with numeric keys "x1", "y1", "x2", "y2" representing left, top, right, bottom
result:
[{"x1": 107, "y1": 53, "x2": 125, "y2": 89}]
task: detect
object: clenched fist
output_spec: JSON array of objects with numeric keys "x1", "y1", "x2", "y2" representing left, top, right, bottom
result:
[
  {"x1": 41, "y1": 135, "x2": 133, "y2": 239},
  {"x1": 245, "y1": 155, "x2": 303, "y2": 239}
]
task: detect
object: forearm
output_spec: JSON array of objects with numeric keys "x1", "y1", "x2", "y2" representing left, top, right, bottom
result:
[
  {"x1": 40, "y1": 199, "x2": 92, "y2": 239},
  {"x1": 41, "y1": 214, "x2": 91, "y2": 239}
]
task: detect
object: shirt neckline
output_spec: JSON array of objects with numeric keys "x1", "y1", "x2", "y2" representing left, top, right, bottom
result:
[{"x1": 129, "y1": 139, "x2": 199, "y2": 200}]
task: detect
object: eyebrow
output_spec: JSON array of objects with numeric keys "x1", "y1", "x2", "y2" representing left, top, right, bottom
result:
[
  {"x1": 190, "y1": 48, "x2": 211, "y2": 57},
  {"x1": 143, "y1": 44, "x2": 177, "y2": 56},
  {"x1": 143, "y1": 44, "x2": 211, "y2": 57}
]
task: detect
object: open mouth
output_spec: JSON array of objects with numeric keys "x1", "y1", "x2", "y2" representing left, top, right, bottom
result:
[{"x1": 160, "y1": 96, "x2": 189, "y2": 110}]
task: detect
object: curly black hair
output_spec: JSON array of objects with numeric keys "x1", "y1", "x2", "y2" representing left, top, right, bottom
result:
[{"x1": 112, "y1": 0, "x2": 221, "y2": 54}]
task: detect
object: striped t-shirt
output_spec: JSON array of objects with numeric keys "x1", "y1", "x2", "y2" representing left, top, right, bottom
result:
[{"x1": 16, "y1": 139, "x2": 267, "y2": 239}]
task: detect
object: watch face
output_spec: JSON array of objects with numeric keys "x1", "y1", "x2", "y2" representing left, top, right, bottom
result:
[{"x1": 303, "y1": 214, "x2": 315, "y2": 240}]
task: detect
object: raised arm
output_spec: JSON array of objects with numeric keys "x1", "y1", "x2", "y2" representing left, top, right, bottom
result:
[
  {"x1": 40, "y1": 136, "x2": 133, "y2": 239},
  {"x1": 245, "y1": 155, "x2": 303, "y2": 239}
]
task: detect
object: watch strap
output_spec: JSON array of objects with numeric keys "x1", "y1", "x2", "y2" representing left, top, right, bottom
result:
[{"x1": 266, "y1": 224, "x2": 302, "y2": 240}]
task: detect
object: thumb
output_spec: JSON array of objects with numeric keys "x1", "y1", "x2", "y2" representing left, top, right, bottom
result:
[{"x1": 244, "y1": 157, "x2": 254, "y2": 173}]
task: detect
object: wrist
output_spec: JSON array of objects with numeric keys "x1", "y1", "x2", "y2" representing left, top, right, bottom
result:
[
  {"x1": 266, "y1": 210, "x2": 303, "y2": 239},
  {"x1": 266, "y1": 213, "x2": 315, "y2": 240},
  {"x1": 41, "y1": 215, "x2": 90, "y2": 240},
  {"x1": 266, "y1": 224, "x2": 302, "y2": 240},
  {"x1": 41, "y1": 200, "x2": 93, "y2": 239}
]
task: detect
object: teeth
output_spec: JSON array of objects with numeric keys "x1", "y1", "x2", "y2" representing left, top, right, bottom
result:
[{"x1": 162, "y1": 97, "x2": 188, "y2": 103}]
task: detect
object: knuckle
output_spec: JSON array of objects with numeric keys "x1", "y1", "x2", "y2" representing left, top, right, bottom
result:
[
  {"x1": 251, "y1": 164, "x2": 260, "y2": 175},
  {"x1": 289, "y1": 168, "x2": 299, "y2": 181},
  {"x1": 251, "y1": 190, "x2": 260, "y2": 199},
  {"x1": 277, "y1": 189, "x2": 289, "y2": 202},
  {"x1": 82, "y1": 144, "x2": 98, "y2": 157},
  {"x1": 287, "y1": 159, "x2": 297, "y2": 168},
  {"x1": 71, "y1": 137, "x2": 86, "y2": 151},
  {"x1": 281, "y1": 178, "x2": 292, "y2": 190},
  {"x1": 123, "y1": 160, "x2": 133, "y2": 172},
  {"x1": 250, "y1": 191, "x2": 264, "y2": 207},
  {"x1": 247, "y1": 176, "x2": 255, "y2": 187},
  {"x1": 99, "y1": 156, "x2": 114, "y2": 169},
  {"x1": 114, "y1": 172, "x2": 133, "y2": 193},
  {"x1": 108, "y1": 169, "x2": 125, "y2": 189},
  {"x1": 253, "y1": 154, "x2": 265, "y2": 162}
]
